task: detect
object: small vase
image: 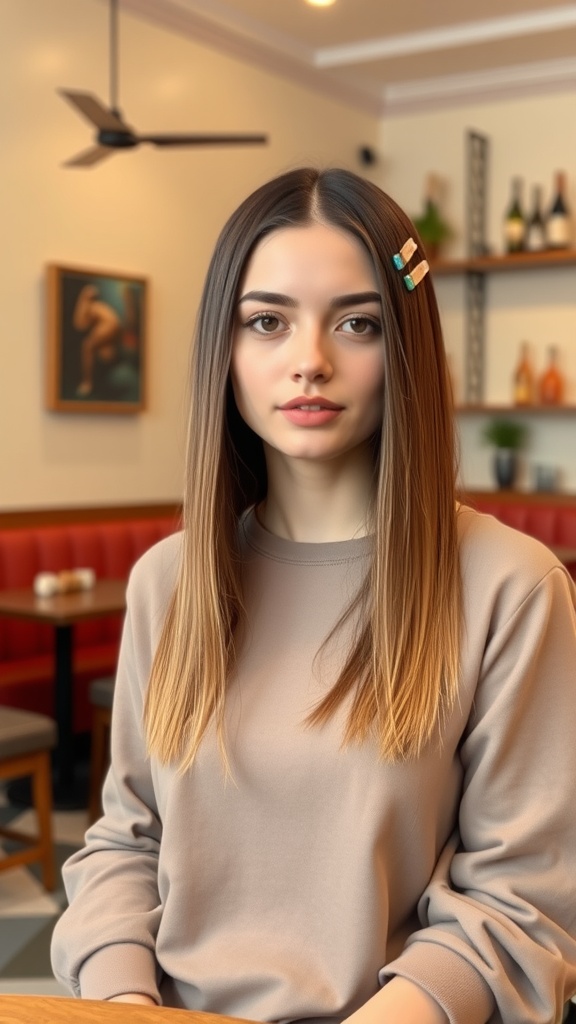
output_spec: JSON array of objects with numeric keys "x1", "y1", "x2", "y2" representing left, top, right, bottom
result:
[{"x1": 493, "y1": 448, "x2": 518, "y2": 489}]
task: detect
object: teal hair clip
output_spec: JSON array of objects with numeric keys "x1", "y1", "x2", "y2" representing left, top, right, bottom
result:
[
  {"x1": 392, "y1": 236, "x2": 417, "y2": 270},
  {"x1": 403, "y1": 259, "x2": 430, "y2": 292}
]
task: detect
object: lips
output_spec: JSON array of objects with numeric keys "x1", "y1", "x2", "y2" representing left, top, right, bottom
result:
[
  {"x1": 278, "y1": 400, "x2": 344, "y2": 428},
  {"x1": 279, "y1": 396, "x2": 343, "y2": 410}
]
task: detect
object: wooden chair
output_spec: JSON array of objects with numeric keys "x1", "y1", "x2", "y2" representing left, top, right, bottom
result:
[
  {"x1": 88, "y1": 676, "x2": 115, "y2": 824},
  {"x1": 0, "y1": 706, "x2": 57, "y2": 891}
]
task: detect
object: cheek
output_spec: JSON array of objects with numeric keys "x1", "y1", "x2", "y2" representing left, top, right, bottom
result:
[{"x1": 355, "y1": 350, "x2": 386, "y2": 400}]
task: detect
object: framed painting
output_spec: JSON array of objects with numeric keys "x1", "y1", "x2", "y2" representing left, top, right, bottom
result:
[{"x1": 45, "y1": 263, "x2": 147, "y2": 413}]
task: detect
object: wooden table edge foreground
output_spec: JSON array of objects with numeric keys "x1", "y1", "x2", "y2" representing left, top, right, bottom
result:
[{"x1": 0, "y1": 995, "x2": 256, "y2": 1024}]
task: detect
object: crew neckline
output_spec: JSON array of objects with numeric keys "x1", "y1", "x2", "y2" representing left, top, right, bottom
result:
[{"x1": 240, "y1": 506, "x2": 373, "y2": 565}]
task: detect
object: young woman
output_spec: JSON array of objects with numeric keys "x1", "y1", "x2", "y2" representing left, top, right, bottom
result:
[{"x1": 51, "y1": 168, "x2": 576, "y2": 1024}]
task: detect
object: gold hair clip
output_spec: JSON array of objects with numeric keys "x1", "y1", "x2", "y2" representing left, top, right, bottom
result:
[
  {"x1": 392, "y1": 237, "x2": 417, "y2": 270},
  {"x1": 403, "y1": 259, "x2": 429, "y2": 292}
]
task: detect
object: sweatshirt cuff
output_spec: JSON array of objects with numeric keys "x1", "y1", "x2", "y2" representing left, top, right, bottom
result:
[
  {"x1": 78, "y1": 942, "x2": 161, "y2": 1004},
  {"x1": 381, "y1": 942, "x2": 495, "y2": 1024}
]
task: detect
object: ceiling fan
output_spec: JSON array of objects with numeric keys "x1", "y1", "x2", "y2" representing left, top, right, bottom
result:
[{"x1": 59, "y1": 0, "x2": 268, "y2": 167}]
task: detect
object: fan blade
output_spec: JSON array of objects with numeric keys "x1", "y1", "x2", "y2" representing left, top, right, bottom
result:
[
  {"x1": 63, "y1": 145, "x2": 116, "y2": 168},
  {"x1": 59, "y1": 89, "x2": 129, "y2": 132},
  {"x1": 138, "y1": 133, "x2": 268, "y2": 147}
]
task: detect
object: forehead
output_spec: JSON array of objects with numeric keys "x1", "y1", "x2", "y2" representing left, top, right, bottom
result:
[{"x1": 240, "y1": 222, "x2": 378, "y2": 293}]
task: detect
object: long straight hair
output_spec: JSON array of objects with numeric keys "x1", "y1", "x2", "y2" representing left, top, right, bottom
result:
[{"x1": 144, "y1": 167, "x2": 460, "y2": 770}]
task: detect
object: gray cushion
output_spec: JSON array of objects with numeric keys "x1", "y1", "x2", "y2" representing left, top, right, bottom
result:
[
  {"x1": 90, "y1": 676, "x2": 115, "y2": 708},
  {"x1": 0, "y1": 706, "x2": 57, "y2": 760}
]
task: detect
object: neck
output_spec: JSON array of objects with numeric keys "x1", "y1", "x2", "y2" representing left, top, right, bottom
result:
[{"x1": 258, "y1": 445, "x2": 375, "y2": 543}]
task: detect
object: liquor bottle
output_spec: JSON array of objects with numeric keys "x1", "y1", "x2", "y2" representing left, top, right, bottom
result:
[
  {"x1": 513, "y1": 341, "x2": 534, "y2": 405},
  {"x1": 538, "y1": 345, "x2": 564, "y2": 405},
  {"x1": 546, "y1": 171, "x2": 572, "y2": 249},
  {"x1": 525, "y1": 185, "x2": 546, "y2": 252},
  {"x1": 503, "y1": 177, "x2": 525, "y2": 253}
]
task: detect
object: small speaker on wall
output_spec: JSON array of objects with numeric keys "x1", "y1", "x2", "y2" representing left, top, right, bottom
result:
[{"x1": 358, "y1": 146, "x2": 377, "y2": 167}]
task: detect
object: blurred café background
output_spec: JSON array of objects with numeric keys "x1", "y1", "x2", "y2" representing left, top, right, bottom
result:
[{"x1": 1, "y1": 0, "x2": 576, "y2": 997}]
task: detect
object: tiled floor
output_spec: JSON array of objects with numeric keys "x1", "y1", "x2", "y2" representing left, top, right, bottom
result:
[{"x1": 0, "y1": 785, "x2": 85, "y2": 996}]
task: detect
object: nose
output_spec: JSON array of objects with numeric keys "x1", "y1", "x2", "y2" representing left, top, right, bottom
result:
[{"x1": 290, "y1": 324, "x2": 333, "y2": 384}]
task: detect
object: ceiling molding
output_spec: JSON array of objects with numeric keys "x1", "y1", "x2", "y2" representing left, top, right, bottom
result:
[
  {"x1": 121, "y1": 0, "x2": 385, "y2": 115},
  {"x1": 382, "y1": 56, "x2": 576, "y2": 114},
  {"x1": 315, "y1": 5, "x2": 576, "y2": 67},
  {"x1": 119, "y1": 0, "x2": 576, "y2": 118},
  {"x1": 141, "y1": 0, "x2": 317, "y2": 64}
]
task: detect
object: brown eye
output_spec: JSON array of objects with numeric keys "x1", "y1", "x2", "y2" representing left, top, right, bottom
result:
[
  {"x1": 247, "y1": 313, "x2": 283, "y2": 334},
  {"x1": 339, "y1": 316, "x2": 381, "y2": 337},
  {"x1": 349, "y1": 319, "x2": 369, "y2": 334},
  {"x1": 259, "y1": 316, "x2": 281, "y2": 333}
]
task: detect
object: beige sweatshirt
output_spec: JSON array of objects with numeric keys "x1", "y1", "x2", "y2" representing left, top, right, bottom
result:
[{"x1": 51, "y1": 506, "x2": 576, "y2": 1024}]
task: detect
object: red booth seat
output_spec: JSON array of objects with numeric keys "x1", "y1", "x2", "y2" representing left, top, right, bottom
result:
[
  {"x1": 465, "y1": 495, "x2": 576, "y2": 579},
  {"x1": 2, "y1": 501, "x2": 572, "y2": 732},
  {"x1": 0, "y1": 517, "x2": 178, "y2": 731}
]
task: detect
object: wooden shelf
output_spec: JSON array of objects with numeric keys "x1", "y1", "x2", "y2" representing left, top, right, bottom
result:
[
  {"x1": 456, "y1": 405, "x2": 576, "y2": 415},
  {"x1": 432, "y1": 249, "x2": 576, "y2": 276},
  {"x1": 0, "y1": 502, "x2": 182, "y2": 529},
  {"x1": 431, "y1": 249, "x2": 576, "y2": 411}
]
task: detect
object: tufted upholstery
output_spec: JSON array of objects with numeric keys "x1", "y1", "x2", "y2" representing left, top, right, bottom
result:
[
  {"x1": 464, "y1": 496, "x2": 576, "y2": 579},
  {"x1": 0, "y1": 517, "x2": 178, "y2": 730}
]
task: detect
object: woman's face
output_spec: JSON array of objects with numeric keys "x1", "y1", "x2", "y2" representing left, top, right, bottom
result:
[{"x1": 230, "y1": 222, "x2": 386, "y2": 467}]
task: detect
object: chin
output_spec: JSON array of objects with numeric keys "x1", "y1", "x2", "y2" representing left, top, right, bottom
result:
[{"x1": 273, "y1": 441, "x2": 362, "y2": 463}]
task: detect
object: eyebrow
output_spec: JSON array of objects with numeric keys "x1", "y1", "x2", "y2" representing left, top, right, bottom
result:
[{"x1": 238, "y1": 290, "x2": 382, "y2": 309}]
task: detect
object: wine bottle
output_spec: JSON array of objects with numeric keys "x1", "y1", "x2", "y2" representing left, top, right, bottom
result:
[
  {"x1": 546, "y1": 171, "x2": 572, "y2": 249},
  {"x1": 503, "y1": 177, "x2": 525, "y2": 253},
  {"x1": 539, "y1": 345, "x2": 564, "y2": 405},
  {"x1": 513, "y1": 341, "x2": 534, "y2": 405},
  {"x1": 525, "y1": 185, "x2": 546, "y2": 252}
]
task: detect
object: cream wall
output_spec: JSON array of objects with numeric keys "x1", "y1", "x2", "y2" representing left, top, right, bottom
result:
[
  {"x1": 380, "y1": 93, "x2": 576, "y2": 492},
  {"x1": 4, "y1": 0, "x2": 575, "y2": 507},
  {"x1": 1, "y1": 0, "x2": 379, "y2": 511}
]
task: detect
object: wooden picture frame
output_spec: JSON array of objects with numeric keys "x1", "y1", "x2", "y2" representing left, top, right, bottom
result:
[{"x1": 45, "y1": 263, "x2": 147, "y2": 414}]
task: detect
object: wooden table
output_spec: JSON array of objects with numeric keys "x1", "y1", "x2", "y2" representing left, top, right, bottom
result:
[
  {"x1": 0, "y1": 580, "x2": 126, "y2": 808},
  {"x1": 0, "y1": 996, "x2": 253, "y2": 1024}
]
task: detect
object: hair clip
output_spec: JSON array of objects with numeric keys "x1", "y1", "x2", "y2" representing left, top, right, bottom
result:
[
  {"x1": 403, "y1": 259, "x2": 429, "y2": 292},
  {"x1": 392, "y1": 237, "x2": 417, "y2": 270}
]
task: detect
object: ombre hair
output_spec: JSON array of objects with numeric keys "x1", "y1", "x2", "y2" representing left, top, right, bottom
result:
[{"x1": 144, "y1": 167, "x2": 460, "y2": 770}]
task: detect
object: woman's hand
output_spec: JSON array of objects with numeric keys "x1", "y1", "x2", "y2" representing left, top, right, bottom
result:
[
  {"x1": 345, "y1": 977, "x2": 448, "y2": 1024},
  {"x1": 107, "y1": 994, "x2": 157, "y2": 1005}
]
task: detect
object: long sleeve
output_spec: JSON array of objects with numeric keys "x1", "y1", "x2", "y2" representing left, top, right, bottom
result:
[
  {"x1": 50, "y1": 533, "x2": 181, "y2": 1003},
  {"x1": 382, "y1": 515, "x2": 576, "y2": 1024}
]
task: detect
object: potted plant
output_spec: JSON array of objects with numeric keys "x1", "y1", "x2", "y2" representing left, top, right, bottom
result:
[
  {"x1": 413, "y1": 173, "x2": 452, "y2": 261},
  {"x1": 481, "y1": 418, "x2": 528, "y2": 489}
]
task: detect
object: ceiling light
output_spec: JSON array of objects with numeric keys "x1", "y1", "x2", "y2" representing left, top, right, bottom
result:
[{"x1": 305, "y1": 0, "x2": 337, "y2": 7}]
